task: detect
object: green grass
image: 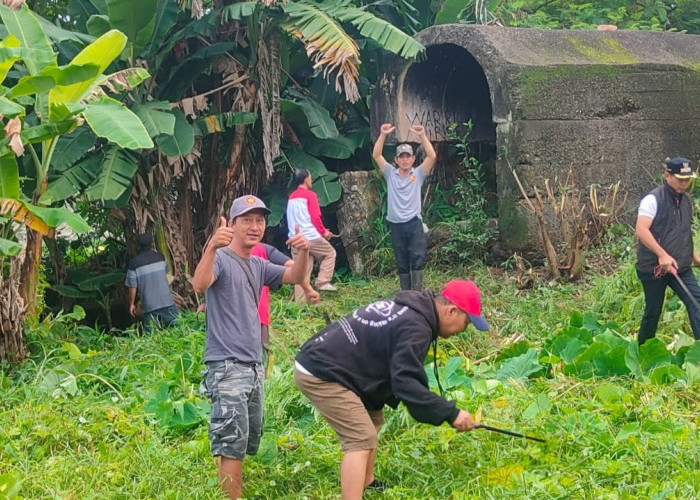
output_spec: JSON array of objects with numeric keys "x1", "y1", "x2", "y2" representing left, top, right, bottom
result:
[{"x1": 2, "y1": 258, "x2": 700, "y2": 499}]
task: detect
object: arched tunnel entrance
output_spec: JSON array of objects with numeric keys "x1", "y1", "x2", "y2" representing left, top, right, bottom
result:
[{"x1": 398, "y1": 44, "x2": 498, "y2": 207}]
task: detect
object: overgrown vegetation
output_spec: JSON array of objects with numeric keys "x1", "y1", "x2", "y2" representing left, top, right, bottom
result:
[
  {"x1": 426, "y1": 121, "x2": 498, "y2": 264},
  {"x1": 4, "y1": 241, "x2": 700, "y2": 497}
]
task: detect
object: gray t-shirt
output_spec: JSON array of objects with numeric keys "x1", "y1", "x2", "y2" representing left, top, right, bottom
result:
[
  {"x1": 383, "y1": 163, "x2": 427, "y2": 223},
  {"x1": 204, "y1": 249, "x2": 286, "y2": 364}
]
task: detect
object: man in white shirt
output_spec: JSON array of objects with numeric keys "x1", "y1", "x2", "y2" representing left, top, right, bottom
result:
[{"x1": 635, "y1": 157, "x2": 700, "y2": 345}]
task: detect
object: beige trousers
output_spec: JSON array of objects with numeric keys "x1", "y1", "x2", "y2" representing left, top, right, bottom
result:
[{"x1": 292, "y1": 237, "x2": 336, "y2": 299}]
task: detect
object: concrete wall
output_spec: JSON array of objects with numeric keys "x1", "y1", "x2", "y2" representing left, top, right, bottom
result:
[{"x1": 371, "y1": 25, "x2": 700, "y2": 251}]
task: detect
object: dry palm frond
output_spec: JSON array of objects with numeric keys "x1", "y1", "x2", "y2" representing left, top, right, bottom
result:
[
  {"x1": 0, "y1": 254, "x2": 26, "y2": 362},
  {"x1": 0, "y1": 199, "x2": 54, "y2": 237},
  {"x1": 256, "y1": 28, "x2": 281, "y2": 179},
  {"x1": 2, "y1": 0, "x2": 24, "y2": 10},
  {"x1": 3, "y1": 117, "x2": 24, "y2": 156},
  {"x1": 282, "y1": 2, "x2": 361, "y2": 102}
]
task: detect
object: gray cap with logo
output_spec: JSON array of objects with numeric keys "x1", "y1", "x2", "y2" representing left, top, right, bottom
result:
[{"x1": 229, "y1": 195, "x2": 271, "y2": 220}]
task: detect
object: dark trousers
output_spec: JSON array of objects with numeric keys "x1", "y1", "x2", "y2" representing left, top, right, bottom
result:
[
  {"x1": 637, "y1": 268, "x2": 700, "y2": 345},
  {"x1": 389, "y1": 217, "x2": 427, "y2": 274},
  {"x1": 143, "y1": 304, "x2": 179, "y2": 333}
]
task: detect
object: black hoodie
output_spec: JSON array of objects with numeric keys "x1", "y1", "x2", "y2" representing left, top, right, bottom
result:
[{"x1": 295, "y1": 290, "x2": 460, "y2": 426}]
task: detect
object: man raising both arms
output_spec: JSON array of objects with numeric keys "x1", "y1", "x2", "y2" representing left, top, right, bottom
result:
[{"x1": 372, "y1": 123, "x2": 436, "y2": 291}]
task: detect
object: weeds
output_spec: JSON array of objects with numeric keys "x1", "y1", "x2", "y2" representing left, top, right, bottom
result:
[
  {"x1": 426, "y1": 121, "x2": 498, "y2": 265},
  {"x1": 2, "y1": 260, "x2": 700, "y2": 498}
]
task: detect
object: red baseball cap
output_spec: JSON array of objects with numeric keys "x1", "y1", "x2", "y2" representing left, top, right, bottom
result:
[{"x1": 441, "y1": 280, "x2": 489, "y2": 331}]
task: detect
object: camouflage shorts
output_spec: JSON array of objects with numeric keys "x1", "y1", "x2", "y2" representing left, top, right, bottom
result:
[{"x1": 199, "y1": 359, "x2": 264, "y2": 460}]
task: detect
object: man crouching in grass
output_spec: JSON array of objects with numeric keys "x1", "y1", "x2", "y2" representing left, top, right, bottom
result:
[
  {"x1": 192, "y1": 195, "x2": 310, "y2": 499},
  {"x1": 294, "y1": 280, "x2": 489, "y2": 499}
]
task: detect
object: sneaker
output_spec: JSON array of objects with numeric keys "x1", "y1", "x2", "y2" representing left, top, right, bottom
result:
[
  {"x1": 365, "y1": 479, "x2": 388, "y2": 492},
  {"x1": 317, "y1": 283, "x2": 338, "y2": 292}
]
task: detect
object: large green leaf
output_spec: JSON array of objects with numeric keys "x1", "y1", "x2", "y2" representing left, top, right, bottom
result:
[
  {"x1": 302, "y1": 135, "x2": 358, "y2": 159},
  {"x1": 0, "y1": 154, "x2": 19, "y2": 198},
  {"x1": 281, "y1": 92, "x2": 338, "y2": 139},
  {"x1": 547, "y1": 332, "x2": 589, "y2": 364},
  {"x1": 76, "y1": 272, "x2": 125, "y2": 291},
  {"x1": 51, "y1": 128, "x2": 97, "y2": 172},
  {"x1": 314, "y1": 172, "x2": 342, "y2": 206},
  {"x1": 260, "y1": 184, "x2": 288, "y2": 227},
  {"x1": 626, "y1": 338, "x2": 673, "y2": 377},
  {"x1": 0, "y1": 96, "x2": 24, "y2": 118},
  {"x1": 49, "y1": 29, "x2": 127, "y2": 104},
  {"x1": 648, "y1": 364, "x2": 685, "y2": 385},
  {"x1": 1, "y1": 120, "x2": 76, "y2": 156},
  {"x1": 685, "y1": 341, "x2": 700, "y2": 366},
  {"x1": 21, "y1": 203, "x2": 90, "y2": 233},
  {"x1": 282, "y1": 148, "x2": 329, "y2": 179},
  {"x1": 132, "y1": 101, "x2": 176, "y2": 138},
  {"x1": 564, "y1": 333, "x2": 629, "y2": 378},
  {"x1": 10, "y1": 63, "x2": 100, "y2": 97},
  {"x1": 36, "y1": 12, "x2": 95, "y2": 45},
  {"x1": 86, "y1": 14, "x2": 112, "y2": 37},
  {"x1": 220, "y1": 2, "x2": 258, "y2": 22},
  {"x1": 0, "y1": 3, "x2": 56, "y2": 75},
  {"x1": 49, "y1": 101, "x2": 85, "y2": 122},
  {"x1": 20, "y1": 120, "x2": 76, "y2": 145},
  {"x1": 0, "y1": 237, "x2": 21, "y2": 256},
  {"x1": 52, "y1": 284, "x2": 93, "y2": 299},
  {"x1": 106, "y1": 0, "x2": 157, "y2": 57},
  {"x1": 84, "y1": 147, "x2": 138, "y2": 201},
  {"x1": 142, "y1": 0, "x2": 180, "y2": 58},
  {"x1": 155, "y1": 109, "x2": 194, "y2": 156},
  {"x1": 0, "y1": 34, "x2": 20, "y2": 85},
  {"x1": 69, "y1": 0, "x2": 105, "y2": 32},
  {"x1": 495, "y1": 348, "x2": 542, "y2": 381},
  {"x1": 83, "y1": 97, "x2": 153, "y2": 149},
  {"x1": 435, "y1": 0, "x2": 470, "y2": 25},
  {"x1": 40, "y1": 154, "x2": 101, "y2": 204}
]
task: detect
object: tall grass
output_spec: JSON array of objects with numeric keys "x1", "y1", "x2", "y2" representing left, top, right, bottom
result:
[{"x1": 2, "y1": 256, "x2": 700, "y2": 498}]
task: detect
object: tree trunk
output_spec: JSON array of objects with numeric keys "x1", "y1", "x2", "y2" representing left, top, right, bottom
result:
[
  {"x1": 19, "y1": 228, "x2": 43, "y2": 317},
  {"x1": 0, "y1": 255, "x2": 27, "y2": 362}
]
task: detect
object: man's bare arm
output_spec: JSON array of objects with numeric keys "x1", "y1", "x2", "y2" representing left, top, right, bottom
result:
[{"x1": 372, "y1": 123, "x2": 395, "y2": 174}]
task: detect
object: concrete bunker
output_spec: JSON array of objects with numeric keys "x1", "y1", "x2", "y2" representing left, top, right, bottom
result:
[{"x1": 371, "y1": 25, "x2": 700, "y2": 252}]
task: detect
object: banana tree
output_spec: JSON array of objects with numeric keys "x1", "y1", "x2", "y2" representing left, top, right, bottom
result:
[{"x1": 0, "y1": 1, "x2": 152, "y2": 361}]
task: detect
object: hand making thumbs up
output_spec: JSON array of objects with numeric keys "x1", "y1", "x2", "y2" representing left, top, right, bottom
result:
[
  {"x1": 286, "y1": 223, "x2": 310, "y2": 251},
  {"x1": 210, "y1": 216, "x2": 235, "y2": 249}
]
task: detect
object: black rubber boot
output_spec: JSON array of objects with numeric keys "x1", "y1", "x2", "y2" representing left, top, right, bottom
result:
[
  {"x1": 410, "y1": 270, "x2": 423, "y2": 291},
  {"x1": 399, "y1": 273, "x2": 411, "y2": 290}
]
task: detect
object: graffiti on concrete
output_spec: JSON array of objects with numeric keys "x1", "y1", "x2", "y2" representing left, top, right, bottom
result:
[{"x1": 404, "y1": 109, "x2": 470, "y2": 141}]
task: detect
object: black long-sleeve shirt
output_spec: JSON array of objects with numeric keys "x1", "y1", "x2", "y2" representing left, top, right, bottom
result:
[{"x1": 296, "y1": 290, "x2": 460, "y2": 426}]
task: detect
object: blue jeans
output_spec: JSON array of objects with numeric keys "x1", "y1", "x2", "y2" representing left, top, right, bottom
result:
[
  {"x1": 142, "y1": 304, "x2": 179, "y2": 333},
  {"x1": 637, "y1": 268, "x2": 700, "y2": 345},
  {"x1": 199, "y1": 359, "x2": 264, "y2": 459}
]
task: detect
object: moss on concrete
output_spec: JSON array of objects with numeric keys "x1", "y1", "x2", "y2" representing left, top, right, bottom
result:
[
  {"x1": 498, "y1": 195, "x2": 530, "y2": 247},
  {"x1": 567, "y1": 37, "x2": 639, "y2": 65},
  {"x1": 518, "y1": 65, "x2": 622, "y2": 105}
]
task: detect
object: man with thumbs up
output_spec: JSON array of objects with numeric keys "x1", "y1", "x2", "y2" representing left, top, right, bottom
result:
[{"x1": 192, "y1": 194, "x2": 310, "y2": 500}]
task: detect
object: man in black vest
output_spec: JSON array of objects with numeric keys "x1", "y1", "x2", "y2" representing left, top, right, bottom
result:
[{"x1": 636, "y1": 157, "x2": 700, "y2": 345}]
